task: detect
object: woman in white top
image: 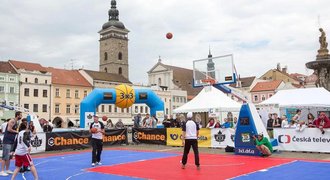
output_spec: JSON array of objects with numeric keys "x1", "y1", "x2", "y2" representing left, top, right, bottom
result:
[{"x1": 281, "y1": 115, "x2": 289, "y2": 128}]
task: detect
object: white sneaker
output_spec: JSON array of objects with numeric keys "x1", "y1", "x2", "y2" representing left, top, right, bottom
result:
[
  {"x1": 0, "y1": 171, "x2": 8, "y2": 176},
  {"x1": 91, "y1": 163, "x2": 95, "y2": 167},
  {"x1": 6, "y1": 170, "x2": 13, "y2": 174},
  {"x1": 96, "y1": 162, "x2": 102, "y2": 165}
]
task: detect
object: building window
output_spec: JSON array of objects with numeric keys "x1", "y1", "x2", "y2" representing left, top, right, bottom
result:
[
  {"x1": 173, "y1": 97, "x2": 175, "y2": 102},
  {"x1": 75, "y1": 104, "x2": 79, "y2": 114},
  {"x1": 24, "y1": 88, "x2": 29, "y2": 96},
  {"x1": 66, "y1": 89, "x2": 70, "y2": 98},
  {"x1": 140, "y1": 106, "x2": 143, "y2": 113},
  {"x1": 66, "y1": 104, "x2": 71, "y2": 114},
  {"x1": 75, "y1": 90, "x2": 79, "y2": 99},
  {"x1": 45, "y1": 80, "x2": 48, "y2": 84},
  {"x1": 25, "y1": 78, "x2": 28, "y2": 83},
  {"x1": 0, "y1": 86, "x2": 4, "y2": 93},
  {"x1": 118, "y1": 67, "x2": 122, "y2": 75},
  {"x1": 55, "y1": 88, "x2": 60, "y2": 97},
  {"x1": 42, "y1": 104, "x2": 47, "y2": 112},
  {"x1": 166, "y1": 108, "x2": 169, "y2": 115},
  {"x1": 101, "y1": 105, "x2": 105, "y2": 112},
  {"x1": 33, "y1": 104, "x2": 38, "y2": 112},
  {"x1": 126, "y1": 108, "x2": 129, "y2": 113},
  {"x1": 9, "y1": 87, "x2": 14, "y2": 93},
  {"x1": 104, "y1": 52, "x2": 108, "y2": 60},
  {"x1": 114, "y1": 107, "x2": 118, "y2": 113},
  {"x1": 145, "y1": 107, "x2": 148, "y2": 113},
  {"x1": 158, "y1": 78, "x2": 161, "y2": 86},
  {"x1": 118, "y1": 52, "x2": 122, "y2": 60},
  {"x1": 109, "y1": 105, "x2": 112, "y2": 112},
  {"x1": 24, "y1": 104, "x2": 29, "y2": 110},
  {"x1": 34, "y1": 78, "x2": 38, "y2": 84},
  {"x1": 55, "y1": 104, "x2": 60, "y2": 114},
  {"x1": 121, "y1": 108, "x2": 124, "y2": 113},
  {"x1": 262, "y1": 95, "x2": 266, "y2": 101},
  {"x1": 0, "y1": 76, "x2": 4, "y2": 81},
  {"x1": 254, "y1": 95, "x2": 258, "y2": 102},
  {"x1": 104, "y1": 67, "x2": 108, "y2": 72},
  {"x1": 269, "y1": 94, "x2": 273, "y2": 98},
  {"x1": 96, "y1": 107, "x2": 99, "y2": 112},
  {"x1": 84, "y1": 90, "x2": 87, "y2": 97},
  {"x1": 135, "y1": 106, "x2": 138, "y2": 113},
  {"x1": 9, "y1": 77, "x2": 15, "y2": 82},
  {"x1": 33, "y1": 89, "x2": 38, "y2": 97},
  {"x1": 43, "y1": 90, "x2": 47, "y2": 97}
]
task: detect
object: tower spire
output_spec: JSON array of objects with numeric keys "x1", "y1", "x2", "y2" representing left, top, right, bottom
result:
[
  {"x1": 109, "y1": 0, "x2": 119, "y2": 21},
  {"x1": 208, "y1": 45, "x2": 212, "y2": 58}
]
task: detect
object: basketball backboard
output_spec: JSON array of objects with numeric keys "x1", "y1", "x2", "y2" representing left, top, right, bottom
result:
[{"x1": 193, "y1": 54, "x2": 236, "y2": 87}]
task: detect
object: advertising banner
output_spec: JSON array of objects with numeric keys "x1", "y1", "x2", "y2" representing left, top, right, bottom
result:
[
  {"x1": 132, "y1": 128, "x2": 166, "y2": 145},
  {"x1": 166, "y1": 128, "x2": 211, "y2": 147},
  {"x1": 211, "y1": 128, "x2": 235, "y2": 148},
  {"x1": 46, "y1": 129, "x2": 127, "y2": 151},
  {"x1": 274, "y1": 128, "x2": 330, "y2": 153}
]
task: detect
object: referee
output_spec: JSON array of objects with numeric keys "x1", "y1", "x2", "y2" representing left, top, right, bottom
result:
[{"x1": 181, "y1": 112, "x2": 200, "y2": 170}]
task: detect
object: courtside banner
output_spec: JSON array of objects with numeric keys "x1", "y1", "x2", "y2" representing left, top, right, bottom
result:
[
  {"x1": 274, "y1": 128, "x2": 330, "y2": 153},
  {"x1": 46, "y1": 131, "x2": 91, "y2": 151},
  {"x1": 198, "y1": 128, "x2": 211, "y2": 147},
  {"x1": 211, "y1": 128, "x2": 235, "y2": 148},
  {"x1": 132, "y1": 128, "x2": 166, "y2": 145},
  {"x1": 166, "y1": 128, "x2": 183, "y2": 146},
  {"x1": 103, "y1": 129, "x2": 128, "y2": 145}
]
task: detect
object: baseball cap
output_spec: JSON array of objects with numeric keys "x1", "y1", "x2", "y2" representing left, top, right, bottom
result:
[
  {"x1": 93, "y1": 114, "x2": 99, "y2": 117},
  {"x1": 187, "y1": 112, "x2": 193, "y2": 118}
]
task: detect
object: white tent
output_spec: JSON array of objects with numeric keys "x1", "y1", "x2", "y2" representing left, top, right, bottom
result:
[
  {"x1": 173, "y1": 86, "x2": 242, "y2": 113},
  {"x1": 260, "y1": 87, "x2": 330, "y2": 107}
]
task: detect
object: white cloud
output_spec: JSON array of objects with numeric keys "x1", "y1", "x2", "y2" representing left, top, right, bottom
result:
[{"x1": 0, "y1": 0, "x2": 329, "y2": 84}]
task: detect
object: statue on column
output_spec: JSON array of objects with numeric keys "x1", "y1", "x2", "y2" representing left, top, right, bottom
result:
[{"x1": 319, "y1": 28, "x2": 328, "y2": 50}]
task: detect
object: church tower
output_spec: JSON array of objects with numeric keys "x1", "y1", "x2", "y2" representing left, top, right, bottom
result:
[{"x1": 99, "y1": 0, "x2": 130, "y2": 80}]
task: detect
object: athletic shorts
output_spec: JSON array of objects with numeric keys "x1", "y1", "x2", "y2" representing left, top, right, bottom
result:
[
  {"x1": 2, "y1": 144, "x2": 13, "y2": 160},
  {"x1": 15, "y1": 154, "x2": 33, "y2": 167}
]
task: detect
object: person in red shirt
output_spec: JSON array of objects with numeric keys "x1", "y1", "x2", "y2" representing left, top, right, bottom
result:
[{"x1": 313, "y1": 112, "x2": 330, "y2": 134}]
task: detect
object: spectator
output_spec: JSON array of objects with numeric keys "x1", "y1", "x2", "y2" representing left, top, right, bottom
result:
[
  {"x1": 232, "y1": 117, "x2": 238, "y2": 129},
  {"x1": 221, "y1": 118, "x2": 231, "y2": 128},
  {"x1": 162, "y1": 115, "x2": 171, "y2": 128},
  {"x1": 273, "y1": 113, "x2": 282, "y2": 128},
  {"x1": 143, "y1": 114, "x2": 153, "y2": 128},
  {"x1": 292, "y1": 109, "x2": 302, "y2": 124},
  {"x1": 288, "y1": 120, "x2": 297, "y2": 128},
  {"x1": 0, "y1": 119, "x2": 10, "y2": 134},
  {"x1": 281, "y1": 115, "x2": 289, "y2": 128},
  {"x1": 214, "y1": 119, "x2": 221, "y2": 128},
  {"x1": 105, "y1": 119, "x2": 114, "y2": 129},
  {"x1": 172, "y1": 114, "x2": 180, "y2": 128},
  {"x1": 1, "y1": 111, "x2": 21, "y2": 176},
  {"x1": 253, "y1": 133, "x2": 273, "y2": 157},
  {"x1": 194, "y1": 114, "x2": 202, "y2": 129},
  {"x1": 307, "y1": 113, "x2": 315, "y2": 128},
  {"x1": 115, "y1": 119, "x2": 124, "y2": 129},
  {"x1": 314, "y1": 112, "x2": 330, "y2": 134},
  {"x1": 206, "y1": 118, "x2": 215, "y2": 128},
  {"x1": 152, "y1": 115, "x2": 158, "y2": 128},
  {"x1": 133, "y1": 114, "x2": 141, "y2": 128},
  {"x1": 43, "y1": 121, "x2": 53, "y2": 133},
  {"x1": 266, "y1": 113, "x2": 274, "y2": 138},
  {"x1": 178, "y1": 114, "x2": 186, "y2": 128}
]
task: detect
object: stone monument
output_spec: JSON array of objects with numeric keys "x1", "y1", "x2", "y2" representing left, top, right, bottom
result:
[{"x1": 306, "y1": 28, "x2": 330, "y2": 91}]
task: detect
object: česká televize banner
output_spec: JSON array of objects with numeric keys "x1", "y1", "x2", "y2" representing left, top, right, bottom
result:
[
  {"x1": 46, "y1": 129, "x2": 128, "y2": 151},
  {"x1": 211, "y1": 128, "x2": 235, "y2": 148},
  {"x1": 166, "y1": 128, "x2": 211, "y2": 147},
  {"x1": 0, "y1": 133, "x2": 46, "y2": 157},
  {"x1": 132, "y1": 128, "x2": 166, "y2": 145},
  {"x1": 274, "y1": 128, "x2": 330, "y2": 153}
]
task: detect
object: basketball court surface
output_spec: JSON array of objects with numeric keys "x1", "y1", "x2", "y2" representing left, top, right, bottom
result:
[{"x1": 2, "y1": 149, "x2": 329, "y2": 180}]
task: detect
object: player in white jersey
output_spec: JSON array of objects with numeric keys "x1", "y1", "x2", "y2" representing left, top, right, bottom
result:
[
  {"x1": 10, "y1": 122, "x2": 38, "y2": 180},
  {"x1": 90, "y1": 115, "x2": 105, "y2": 167}
]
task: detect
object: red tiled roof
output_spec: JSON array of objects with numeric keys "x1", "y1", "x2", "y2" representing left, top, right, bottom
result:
[
  {"x1": 47, "y1": 67, "x2": 92, "y2": 87},
  {"x1": 292, "y1": 84, "x2": 304, "y2": 88},
  {"x1": 0, "y1": 61, "x2": 17, "y2": 74},
  {"x1": 250, "y1": 80, "x2": 283, "y2": 92},
  {"x1": 84, "y1": 70, "x2": 131, "y2": 84},
  {"x1": 305, "y1": 73, "x2": 318, "y2": 83},
  {"x1": 9, "y1": 60, "x2": 47, "y2": 72}
]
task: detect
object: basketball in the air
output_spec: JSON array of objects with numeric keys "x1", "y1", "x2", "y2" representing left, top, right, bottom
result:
[
  {"x1": 166, "y1": 32, "x2": 173, "y2": 39},
  {"x1": 115, "y1": 84, "x2": 135, "y2": 108},
  {"x1": 91, "y1": 127, "x2": 98, "y2": 133},
  {"x1": 102, "y1": 116, "x2": 108, "y2": 121}
]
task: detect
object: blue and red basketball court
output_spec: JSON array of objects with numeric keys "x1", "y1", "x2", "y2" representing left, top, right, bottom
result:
[{"x1": 3, "y1": 149, "x2": 330, "y2": 180}]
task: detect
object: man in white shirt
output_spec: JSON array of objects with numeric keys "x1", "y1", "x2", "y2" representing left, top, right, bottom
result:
[
  {"x1": 181, "y1": 112, "x2": 200, "y2": 170},
  {"x1": 90, "y1": 115, "x2": 105, "y2": 167}
]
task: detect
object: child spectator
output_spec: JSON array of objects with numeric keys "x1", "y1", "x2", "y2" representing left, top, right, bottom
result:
[{"x1": 307, "y1": 113, "x2": 316, "y2": 128}]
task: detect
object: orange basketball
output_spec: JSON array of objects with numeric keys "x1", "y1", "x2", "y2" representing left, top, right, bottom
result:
[
  {"x1": 102, "y1": 116, "x2": 108, "y2": 121},
  {"x1": 166, "y1": 32, "x2": 173, "y2": 39},
  {"x1": 115, "y1": 84, "x2": 135, "y2": 108},
  {"x1": 91, "y1": 127, "x2": 98, "y2": 133}
]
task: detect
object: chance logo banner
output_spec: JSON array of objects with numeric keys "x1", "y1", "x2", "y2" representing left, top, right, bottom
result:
[{"x1": 132, "y1": 128, "x2": 166, "y2": 145}]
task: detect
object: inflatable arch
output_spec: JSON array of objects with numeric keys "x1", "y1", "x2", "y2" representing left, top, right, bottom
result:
[{"x1": 80, "y1": 87, "x2": 164, "y2": 128}]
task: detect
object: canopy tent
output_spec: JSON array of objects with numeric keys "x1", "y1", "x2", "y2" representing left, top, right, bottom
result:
[
  {"x1": 173, "y1": 86, "x2": 242, "y2": 113},
  {"x1": 260, "y1": 87, "x2": 330, "y2": 107}
]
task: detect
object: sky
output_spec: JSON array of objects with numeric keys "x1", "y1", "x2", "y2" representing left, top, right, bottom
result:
[{"x1": 0, "y1": 0, "x2": 329, "y2": 84}]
